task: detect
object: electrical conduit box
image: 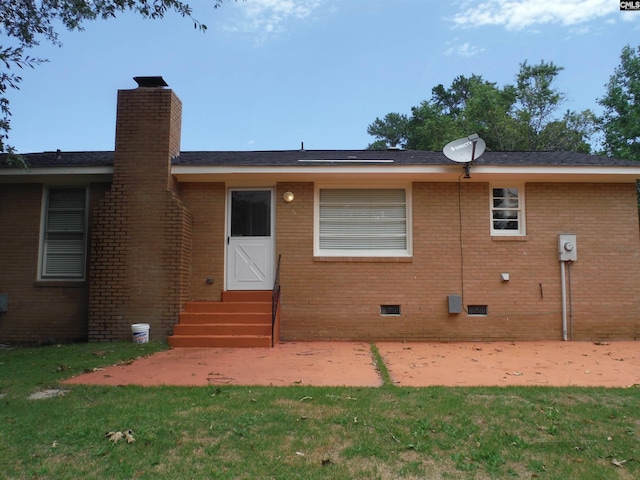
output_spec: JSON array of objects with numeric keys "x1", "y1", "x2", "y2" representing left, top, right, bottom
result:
[
  {"x1": 448, "y1": 295, "x2": 462, "y2": 314},
  {"x1": 558, "y1": 234, "x2": 577, "y2": 262}
]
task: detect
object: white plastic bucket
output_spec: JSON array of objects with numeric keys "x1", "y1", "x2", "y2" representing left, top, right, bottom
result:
[{"x1": 131, "y1": 323, "x2": 150, "y2": 344}]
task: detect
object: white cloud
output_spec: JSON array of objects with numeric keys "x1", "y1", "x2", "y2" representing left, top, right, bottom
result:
[
  {"x1": 452, "y1": 0, "x2": 618, "y2": 30},
  {"x1": 444, "y1": 40, "x2": 485, "y2": 57},
  {"x1": 225, "y1": 0, "x2": 324, "y2": 42}
]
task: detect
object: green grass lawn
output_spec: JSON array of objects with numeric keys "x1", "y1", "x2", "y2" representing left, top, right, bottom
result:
[{"x1": 1, "y1": 342, "x2": 638, "y2": 479}]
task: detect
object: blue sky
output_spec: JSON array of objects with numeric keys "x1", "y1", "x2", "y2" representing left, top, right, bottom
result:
[{"x1": 6, "y1": 0, "x2": 640, "y2": 153}]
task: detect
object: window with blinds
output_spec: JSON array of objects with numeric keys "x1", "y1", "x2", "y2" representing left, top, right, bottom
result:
[
  {"x1": 317, "y1": 188, "x2": 410, "y2": 256},
  {"x1": 41, "y1": 187, "x2": 88, "y2": 279}
]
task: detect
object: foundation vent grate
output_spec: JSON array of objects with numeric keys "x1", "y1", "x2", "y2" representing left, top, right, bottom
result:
[
  {"x1": 467, "y1": 305, "x2": 488, "y2": 316},
  {"x1": 380, "y1": 305, "x2": 401, "y2": 316}
]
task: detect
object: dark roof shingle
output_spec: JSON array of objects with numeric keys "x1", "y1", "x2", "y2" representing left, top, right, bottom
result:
[
  {"x1": 0, "y1": 150, "x2": 114, "y2": 168},
  {"x1": 2, "y1": 149, "x2": 638, "y2": 168},
  {"x1": 173, "y1": 150, "x2": 640, "y2": 167}
]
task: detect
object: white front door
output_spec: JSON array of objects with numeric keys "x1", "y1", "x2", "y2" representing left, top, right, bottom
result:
[{"x1": 226, "y1": 189, "x2": 274, "y2": 290}]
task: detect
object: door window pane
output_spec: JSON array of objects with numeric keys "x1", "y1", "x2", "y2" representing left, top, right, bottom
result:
[{"x1": 231, "y1": 190, "x2": 271, "y2": 237}]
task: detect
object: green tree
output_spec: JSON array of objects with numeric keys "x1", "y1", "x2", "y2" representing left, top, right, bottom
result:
[
  {"x1": 598, "y1": 45, "x2": 640, "y2": 161},
  {"x1": 367, "y1": 61, "x2": 595, "y2": 153},
  {"x1": 367, "y1": 112, "x2": 410, "y2": 150},
  {"x1": 407, "y1": 100, "x2": 461, "y2": 150},
  {"x1": 454, "y1": 78, "x2": 518, "y2": 151},
  {"x1": 513, "y1": 60, "x2": 565, "y2": 150},
  {"x1": 1, "y1": 0, "x2": 230, "y2": 165},
  {"x1": 368, "y1": 75, "x2": 508, "y2": 151},
  {"x1": 539, "y1": 109, "x2": 598, "y2": 154}
]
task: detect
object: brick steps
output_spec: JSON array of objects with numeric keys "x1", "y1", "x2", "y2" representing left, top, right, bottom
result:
[
  {"x1": 222, "y1": 290, "x2": 272, "y2": 303},
  {"x1": 178, "y1": 312, "x2": 270, "y2": 324},
  {"x1": 172, "y1": 323, "x2": 272, "y2": 336},
  {"x1": 183, "y1": 303, "x2": 271, "y2": 314},
  {"x1": 168, "y1": 335, "x2": 272, "y2": 348},
  {"x1": 168, "y1": 291, "x2": 274, "y2": 348}
]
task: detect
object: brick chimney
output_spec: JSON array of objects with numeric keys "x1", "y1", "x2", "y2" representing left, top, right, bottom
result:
[{"x1": 89, "y1": 77, "x2": 192, "y2": 341}]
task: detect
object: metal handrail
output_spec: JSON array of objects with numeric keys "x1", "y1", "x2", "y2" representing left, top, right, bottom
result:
[{"x1": 271, "y1": 254, "x2": 282, "y2": 347}]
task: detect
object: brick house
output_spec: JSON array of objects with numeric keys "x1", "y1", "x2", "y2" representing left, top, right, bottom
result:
[{"x1": 1, "y1": 77, "x2": 640, "y2": 345}]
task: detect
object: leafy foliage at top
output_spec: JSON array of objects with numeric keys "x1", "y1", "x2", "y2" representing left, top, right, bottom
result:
[
  {"x1": 0, "y1": 1, "x2": 227, "y2": 164},
  {"x1": 367, "y1": 61, "x2": 598, "y2": 153},
  {"x1": 598, "y1": 45, "x2": 640, "y2": 161}
]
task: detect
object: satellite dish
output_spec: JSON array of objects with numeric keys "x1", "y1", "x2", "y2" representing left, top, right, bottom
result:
[{"x1": 443, "y1": 134, "x2": 486, "y2": 163}]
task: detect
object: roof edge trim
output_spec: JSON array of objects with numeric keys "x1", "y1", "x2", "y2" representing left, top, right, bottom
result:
[
  {"x1": 0, "y1": 166, "x2": 114, "y2": 176},
  {"x1": 171, "y1": 164, "x2": 640, "y2": 176}
]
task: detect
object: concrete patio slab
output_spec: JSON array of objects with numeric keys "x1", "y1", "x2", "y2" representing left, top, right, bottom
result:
[
  {"x1": 378, "y1": 341, "x2": 640, "y2": 388},
  {"x1": 64, "y1": 342, "x2": 382, "y2": 387},
  {"x1": 63, "y1": 341, "x2": 640, "y2": 388}
]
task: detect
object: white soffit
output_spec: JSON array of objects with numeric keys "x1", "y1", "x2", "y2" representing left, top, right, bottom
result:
[{"x1": 171, "y1": 165, "x2": 640, "y2": 184}]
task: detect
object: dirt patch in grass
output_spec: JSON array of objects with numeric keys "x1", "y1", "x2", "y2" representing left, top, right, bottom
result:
[
  {"x1": 274, "y1": 396, "x2": 354, "y2": 421},
  {"x1": 27, "y1": 388, "x2": 69, "y2": 400}
]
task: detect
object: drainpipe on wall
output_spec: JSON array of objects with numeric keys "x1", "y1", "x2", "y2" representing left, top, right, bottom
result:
[{"x1": 560, "y1": 261, "x2": 568, "y2": 341}]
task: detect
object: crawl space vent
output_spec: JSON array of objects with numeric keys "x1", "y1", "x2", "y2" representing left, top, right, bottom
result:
[
  {"x1": 467, "y1": 305, "x2": 488, "y2": 316},
  {"x1": 380, "y1": 305, "x2": 401, "y2": 316}
]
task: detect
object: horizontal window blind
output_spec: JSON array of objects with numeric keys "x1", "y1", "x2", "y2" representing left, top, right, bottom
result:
[
  {"x1": 42, "y1": 188, "x2": 87, "y2": 279},
  {"x1": 319, "y1": 189, "x2": 407, "y2": 252}
]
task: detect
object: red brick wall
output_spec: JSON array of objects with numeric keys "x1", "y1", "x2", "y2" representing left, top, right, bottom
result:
[
  {"x1": 88, "y1": 86, "x2": 192, "y2": 341},
  {"x1": 272, "y1": 181, "x2": 640, "y2": 341},
  {"x1": 0, "y1": 182, "x2": 108, "y2": 343},
  {"x1": 179, "y1": 183, "x2": 226, "y2": 301}
]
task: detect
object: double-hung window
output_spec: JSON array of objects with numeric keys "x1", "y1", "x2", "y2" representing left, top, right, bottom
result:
[
  {"x1": 40, "y1": 187, "x2": 88, "y2": 280},
  {"x1": 316, "y1": 187, "x2": 410, "y2": 257},
  {"x1": 491, "y1": 185, "x2": 525, "y2": 236}
]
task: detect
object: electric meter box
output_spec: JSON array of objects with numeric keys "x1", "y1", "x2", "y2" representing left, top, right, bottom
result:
[{"x1": 558, "y1": 234, "x2": 577, "y2": 262}]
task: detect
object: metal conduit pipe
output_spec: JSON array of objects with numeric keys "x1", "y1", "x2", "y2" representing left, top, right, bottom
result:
[{"x1": 560, "y1": 261, "x2": 568, "y2": 341}]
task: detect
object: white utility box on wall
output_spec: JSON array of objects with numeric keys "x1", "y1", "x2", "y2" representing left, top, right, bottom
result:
[{"x1": 558, "y1": 234, "x2": 577, "y2": 262}]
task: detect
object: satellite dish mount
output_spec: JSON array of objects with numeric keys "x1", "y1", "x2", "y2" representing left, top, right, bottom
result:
[{"x1": 443, "y1": 134, "x2": 486, "y2": 178}]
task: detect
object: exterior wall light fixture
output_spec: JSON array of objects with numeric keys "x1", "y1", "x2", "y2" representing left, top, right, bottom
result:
[{"x1": 283, "y1": 191, "x2": 295, "y2": 203}]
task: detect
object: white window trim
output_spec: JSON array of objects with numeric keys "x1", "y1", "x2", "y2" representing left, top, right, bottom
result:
[
  {"x1": 38, "y1": 186, "x2": 89, "y2": 281},
  {"x1": 314, "y1": 184, "x2": 412, "y2": 257},
  {"x1": 490, "y1": 183, "x2": 526, "y2": 237}
]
